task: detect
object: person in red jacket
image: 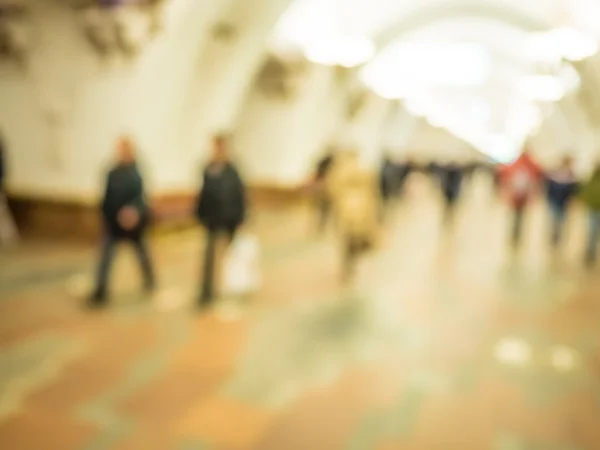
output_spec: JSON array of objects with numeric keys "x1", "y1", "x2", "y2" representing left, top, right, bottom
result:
[{"x1": 497, "y1": 147, "x2": 544, "y2": 247}]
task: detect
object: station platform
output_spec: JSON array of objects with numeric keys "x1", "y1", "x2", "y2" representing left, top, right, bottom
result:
[{"x1": 1, "y1": 180, "x2": 599, "y2": 450}]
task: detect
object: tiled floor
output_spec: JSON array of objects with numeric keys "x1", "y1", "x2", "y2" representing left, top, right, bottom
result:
[{"x1": 1, "y1": 177, "x2": 600, "y2": 450}]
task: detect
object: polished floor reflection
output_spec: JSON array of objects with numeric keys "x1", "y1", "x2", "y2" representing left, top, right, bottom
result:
[{"x1": 1, "y1": 178, "x2": 600, "y2": 450}]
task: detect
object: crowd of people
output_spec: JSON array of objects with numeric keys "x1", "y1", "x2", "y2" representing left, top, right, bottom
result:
[
  {"x1": 312, "y1": 144, "x2": 600, "y2": 278},
  {"x1": 2, "y1": 133, "x2": 600, "y2": 310}
]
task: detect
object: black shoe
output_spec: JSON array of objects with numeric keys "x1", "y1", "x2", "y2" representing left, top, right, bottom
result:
[
  {"x1": 87, "y1": 294, "x2": 108, "y2": 309},
  {"x1": 198, "y1": 292, "x2": 213, "y2": 307},
  {"x1": 144, "y1": 282, "x2": 156, "y2": 295}
]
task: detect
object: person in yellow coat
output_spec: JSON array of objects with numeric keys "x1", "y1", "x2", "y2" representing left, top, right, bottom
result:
[{"x1": 327, "y1": 150, "x2": 380, "y2": 281}]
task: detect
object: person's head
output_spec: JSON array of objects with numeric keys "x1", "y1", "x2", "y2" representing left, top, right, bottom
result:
[
  {"x1": 212, "y1": 133, "x2": 230, "y2": 163},
  {"x1": 116, "y1": 136, "x2": 136, "y2": 165},
  {"x1": 560, "y1": 155, "x2": 574, "y2": 169}
]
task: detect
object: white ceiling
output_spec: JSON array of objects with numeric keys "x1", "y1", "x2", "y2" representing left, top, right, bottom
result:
[
  {"x1": 272, "y1": 0, "x2": 600, "y2": 42},
  {"x1": 269, "y1": 0, "x2": 600, "y2": 161}
]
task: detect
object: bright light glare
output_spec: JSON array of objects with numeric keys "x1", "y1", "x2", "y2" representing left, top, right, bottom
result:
[
  {"x1": 517, "y1": 75, "x2": 565, "y2": 102},
  {"x1": 361, "y1": 42, "x2": 490, "y2": 98},
  {"x1": 553, "y1": 27, "x2": 598, "y2": 61},
  {"x1": 482, "y1": 134, "x2": 522, "y2": 163},
  {"x1": 525, "y1": 27, "x2": 598, "y2": 63},
  {"x1": 506, "y1": 103, "x2": 542, "y2": 135},
  {"x1": 525, "y1": 32, "x2": 563, "y2": 63},
  {"x1": 404, "y1": 98, "x2": 430, "y2": 117},
  {"x1": 304, "y1": 36, "x2": 375, "y2": 67}
]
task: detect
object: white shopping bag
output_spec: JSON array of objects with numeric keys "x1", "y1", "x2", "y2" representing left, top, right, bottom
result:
[{"x1": 222, "y1": 234, "x2": 261, "y2": 296}]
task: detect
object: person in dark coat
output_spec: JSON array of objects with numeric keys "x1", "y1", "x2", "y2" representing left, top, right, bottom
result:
[
  {"x1": 313, "y1": 149, "x2": 335, "y2": 233},
  {"x1": 89, "y1": 136, "x2": 155, "y2": 306},
  {"x1": 545, "y1": 155, "x2": 578, "y2": 248},
  {"x1": 378, "y1": 154, "x2": 398, "y2": 221},
  {"x1": 437, "y1": 161, "x2": 464, "y2": 223},
  {"x1": 196, "y1": 134, "x2": 247, "y2": 305},
  {"x1": 379, "y1": 155, "x2": 396, "y2": 202},
  {"x1": 395, "y1": 156, "x2": 415, "y2": 197}
]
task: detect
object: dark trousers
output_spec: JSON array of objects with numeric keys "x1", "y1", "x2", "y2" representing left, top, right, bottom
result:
[
  {"x1": 443, "y1": 194, "x2": 458, "y2": 224},
  {"x1": 549, "y1": 202, "x2": 567, "y2": 247},
  {"x1": 201, "y1": 224, "x2": 237, "y2": 303},
  {"x1": 511, "y1": 204, "x2": 526, "y2": 246},
  {"x1": 316, "y1": 194, "x2": 330, "y2": 233},
  {"x1": 94, "y1": 232, "x2": 155, "y2": 299}
]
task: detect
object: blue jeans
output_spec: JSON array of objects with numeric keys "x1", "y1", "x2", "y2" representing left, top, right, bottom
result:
[
  {"x1": 586, "y1": 211, "x2": 600, "y2": 264},
  {"x1": 94, "y1": 233, "x2": 155, "y2": 299}
]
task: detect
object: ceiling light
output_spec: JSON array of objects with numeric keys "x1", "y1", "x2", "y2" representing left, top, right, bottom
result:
[
  {"x1": 517, "y1": 75, "x2": 565, "y2": 102},
  {"x1": 525, "y1": 28, "x2": 598, "y2": 63},
  {"x1": 552, "y1": 27, "x2": 598, "y2": 61},
  {"x1": 304, "y1": 35, "x2": 375, "y2": 68},
  {"x1": 361, "y1": 42, "x2": 490, "y2": 90}
]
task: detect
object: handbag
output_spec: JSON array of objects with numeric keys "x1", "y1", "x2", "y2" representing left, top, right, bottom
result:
[{"x1": 221, "y1": 233, "x2": 261, "y2": 296}]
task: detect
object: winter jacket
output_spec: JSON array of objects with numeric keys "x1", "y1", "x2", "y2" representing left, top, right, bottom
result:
[
  {"x1": 498, "y1": 154, "x2": 543, "y2": 207},
  {"x1": 101, "y1": 163, "x2": 148, "y2": 239},
  {"x1": 196, "y1": 162, "x2": 246, "y2": 230}
]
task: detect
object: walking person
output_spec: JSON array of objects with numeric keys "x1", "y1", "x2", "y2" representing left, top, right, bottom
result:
[
  {"x1": 0, "y1": 133, "x2": 18, "y2": 248},
  {"x1": 196, "y1": 134, "x2": 247, "y2": 306},
  {"x1": 438, "y1": 161, "x2": 464, "y2": 224},
  {"x1": 312, "y1": 148, "x2": 335, "y2": 234},
  {"x1": 545, "y1": 155, "x2": 578, "y2": 248},
  {"x1": 580, "y1": 161, "x2": 600, "y2": 266},
  {"x1": 395, "y1": 156, "x2": 415, "y2": 198},
  {"x1": 498, "y1": 148, "x2": 544, "y2": 247},
  {"x1": 89, "y1": 136, "x2": 155, "y2": 307},
  {"x1": 379, "y1": 154, "x2": 397, "y2": 220},
  {"x1": 327, "y1": 150, "x2": 379, "y2": 282}
]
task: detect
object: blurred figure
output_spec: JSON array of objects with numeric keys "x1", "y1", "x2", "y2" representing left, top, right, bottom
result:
[
  {"x1": 498, "y1": 148, "x2": 543, "y2": 247},
  {"x1": 0, "y1": 133, "x2": 18, "y2": 248},
  {"x1": 327, "y1": 150, "x2": 379, "y2": 281},
  {"x1": 196, "y1": 134, "x2": 247, "y2": 305},
  {"x1": 545, "y1": 155, "x2": 578, "y2": 248},
  {"x1": 312, "y1": 147, "x2": 335, "y2": 234},
  {"x1": 379, "y1": 153, "x2": 397, "y2": 218},
  {"x1": 90, "y1": 136, "x2": 155, "y2": 307},
  {"x1": 580, "y1": 162, "x2": 600, "y2": 266},
  {"x1": 437, "y1": 160, "x2": 464, "y2": 223},
  {"x1": 395, "y1": 155, "x2": 415, "y2": 197},
  {"x1": 492, "y1": 164, "x2": 502, "y2": 196}
]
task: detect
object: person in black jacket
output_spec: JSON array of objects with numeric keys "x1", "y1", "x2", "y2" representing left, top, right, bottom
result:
[
  {"x1": 313, "y1": 149, "x2": 335, "y2": 233},
  {"x1": 436, "y1": 161, "x2": 465, "y2": 224},
  {"x1": 89, "y1": 136, "x2": 155, "y2": 306},
  {"x1": 196, "y1": 134, "x2": 246, "y2": 305}
]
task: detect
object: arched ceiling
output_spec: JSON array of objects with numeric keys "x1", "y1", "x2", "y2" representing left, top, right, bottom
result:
[{"x1": 268, "y1": 0, "x2": 600, "y2": 162}]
